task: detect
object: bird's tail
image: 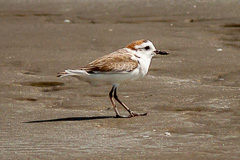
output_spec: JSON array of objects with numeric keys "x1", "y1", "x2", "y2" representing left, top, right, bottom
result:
[{"x1": 57, "y1": 69, "x2": 89, "y2": 78}]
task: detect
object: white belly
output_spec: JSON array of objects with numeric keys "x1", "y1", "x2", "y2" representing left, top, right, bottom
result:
[
  {"x1": 85, "y1": 69, "x2": 141, "y2": 86},
  {"x1": 85, "y1": 61, "x2": 151, "y2": 86},
  {"x1": 70, "y1": 56, "x2": 152, "y2": 87}
]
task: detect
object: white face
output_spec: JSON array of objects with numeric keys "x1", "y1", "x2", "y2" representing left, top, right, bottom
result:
[{"x1": 134, "y1": 40, "x2": 157, "y2": 57}]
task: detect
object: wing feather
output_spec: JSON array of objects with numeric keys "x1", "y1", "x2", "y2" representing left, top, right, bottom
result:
[{"x1": 79, "y1": 49, "x2": 138, "y2": 73}]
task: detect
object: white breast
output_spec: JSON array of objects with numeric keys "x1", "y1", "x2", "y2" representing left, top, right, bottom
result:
[
  {"x1": 130, "y1": 53, "x2": 152, "y2": 80},
  {"x1": 138, "y1": 56, "x2": 152, "y2": 78}
]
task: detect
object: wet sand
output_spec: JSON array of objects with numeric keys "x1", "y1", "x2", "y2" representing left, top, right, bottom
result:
[{"x1": 0, "y1": 0, "x2": 240, "y2": 159}]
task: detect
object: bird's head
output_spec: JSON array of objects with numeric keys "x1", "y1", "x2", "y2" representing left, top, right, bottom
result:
[{"x1": 126, "y1": 39, "x2": 169, "y2": 57}]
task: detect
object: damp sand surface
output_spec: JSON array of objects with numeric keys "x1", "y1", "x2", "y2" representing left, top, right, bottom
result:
[{"x1": 0, "y1": 0, "x2": 240, "y2": 159}]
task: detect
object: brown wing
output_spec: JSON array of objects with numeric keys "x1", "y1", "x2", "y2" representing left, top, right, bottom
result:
[{"x1": 79, "y1": 49, "x2": 138, "y2": 73}]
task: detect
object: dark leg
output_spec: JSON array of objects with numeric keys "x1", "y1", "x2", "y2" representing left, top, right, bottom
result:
[
  {"x1": 109, "y1": 85, "x2": 121, "y2": 117},
  {"x1": 113, "y1": 86, "x2": 147, "y2": 117}
]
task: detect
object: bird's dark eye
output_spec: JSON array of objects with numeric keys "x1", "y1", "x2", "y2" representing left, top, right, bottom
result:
[{"x1": 144, "y1": 46, "x2": 150, "y2": 50}]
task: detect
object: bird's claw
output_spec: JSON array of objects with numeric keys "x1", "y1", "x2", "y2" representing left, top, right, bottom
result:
[
  {"x1": 115, "y1": 112, "x2": 148, "y2": 118},
  {"x1": 115, "y1": 114, "x2": 132, "y2": 118},
  {"x1": 131, "y1": 112, "x2": 148, "y2": 117}
]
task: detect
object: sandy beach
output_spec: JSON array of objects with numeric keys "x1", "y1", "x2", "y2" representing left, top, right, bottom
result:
[{"x1": 0, "y1": 0, "x2": 240, "y2": 159}]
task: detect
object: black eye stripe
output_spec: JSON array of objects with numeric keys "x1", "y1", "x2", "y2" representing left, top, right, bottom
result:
[{"x1": 144, "y1": 46, "x2": 150, "y2": 50}]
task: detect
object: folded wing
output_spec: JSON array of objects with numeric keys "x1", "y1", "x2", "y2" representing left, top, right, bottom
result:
[{"x1": 80, "y1": 49, "x2": 138, "y2": 74}]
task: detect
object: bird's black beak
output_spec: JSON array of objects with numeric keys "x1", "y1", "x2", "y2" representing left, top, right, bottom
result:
[{"x1": 154, "y1": 50, "x2": 169, "y2": 55}]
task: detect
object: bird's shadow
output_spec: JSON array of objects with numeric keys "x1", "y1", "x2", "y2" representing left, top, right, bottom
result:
[{"x1": 23, "y1": 116, "x2": 115, "y2": 123}]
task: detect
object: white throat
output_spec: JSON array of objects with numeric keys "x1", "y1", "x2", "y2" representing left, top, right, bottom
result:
[{"x1": 127, "y1": 49, "x2": 153, "y2": 79}]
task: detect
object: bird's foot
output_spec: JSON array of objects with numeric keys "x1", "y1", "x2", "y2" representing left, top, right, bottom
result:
[
  {"x1": 115, "y1": 114, "x2": 132, "y2": 118},
  {"x1": 131, "y1": 112, "x2": 148, "y2": 117},
  {"x1": 115, "y1": 112, "x2": 148, "y2": 118}
]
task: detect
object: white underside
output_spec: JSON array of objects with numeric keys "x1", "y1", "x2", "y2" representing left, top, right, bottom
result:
[
  {"x1": 64, "y1": 65, "x2": 144, "y2": 87},
  {"x1": 62, "y1": 48, "x2": 153, "y2": 87}
]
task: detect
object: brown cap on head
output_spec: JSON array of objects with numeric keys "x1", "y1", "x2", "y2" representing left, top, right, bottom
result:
[{"x1": 126, "y1": 39, "x2": 147, "y2": 50}]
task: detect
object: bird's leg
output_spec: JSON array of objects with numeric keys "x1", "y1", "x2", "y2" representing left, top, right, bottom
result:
[
  {"x1": 113, "y1": 86, "x2": 147, "y2": 117},
  {"x1": 109, "y1": 85, "x2": 121, "y2": 118}
]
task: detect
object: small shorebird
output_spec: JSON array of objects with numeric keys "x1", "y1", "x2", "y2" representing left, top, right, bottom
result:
[{"x1": 57, "y1": 39, "x2": 168, "y2": 118}]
